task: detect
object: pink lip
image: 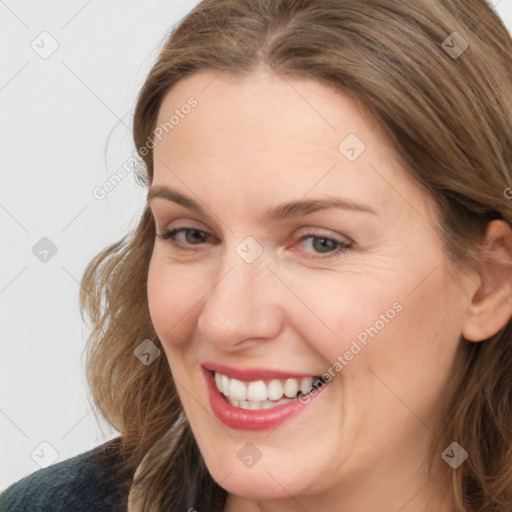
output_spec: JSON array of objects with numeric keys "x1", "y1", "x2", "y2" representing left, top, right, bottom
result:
[
  {"x1": 201, "y1": 366, "x2": 326, "y2": 431},
  {"x1": 202, "y1": 361, "x2": 318, "y2": 382}
]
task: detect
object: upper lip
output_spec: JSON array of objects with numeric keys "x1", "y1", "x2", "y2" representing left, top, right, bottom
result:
[{"x1": 202, "y1": 361, "x2": 320, "y2": 382}]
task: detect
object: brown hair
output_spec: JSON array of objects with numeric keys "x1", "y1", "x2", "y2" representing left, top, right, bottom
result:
[{"x1": 80, "y1": 0, "x2": 512, "y2": 510}]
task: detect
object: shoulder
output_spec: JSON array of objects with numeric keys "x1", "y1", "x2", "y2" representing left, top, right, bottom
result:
[{"x1": 0, "y1": 439, "x2": 129, "y2": 512}]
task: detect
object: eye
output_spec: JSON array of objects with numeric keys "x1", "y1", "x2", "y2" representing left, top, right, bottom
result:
[
  {"x1": 156, "y1": 227, "x2": 213, "y2": 251},
  {"x1": 156, "y1": 226, "x2": 352, "y2": 260},
  {"x1": 294, "y1": 233, "x2": 352, "y2": 260}
]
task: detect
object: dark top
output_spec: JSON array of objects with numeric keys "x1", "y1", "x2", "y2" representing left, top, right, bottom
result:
[{"x1": 0, "y1": 439, "x2": 130, "y2": 512}]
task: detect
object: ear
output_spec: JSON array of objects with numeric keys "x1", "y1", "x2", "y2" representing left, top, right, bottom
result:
[{"x1": 462, "y1": 220, "x2": 512, "y2": 342}]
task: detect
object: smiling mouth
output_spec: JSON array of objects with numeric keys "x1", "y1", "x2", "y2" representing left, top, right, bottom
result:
[{"x1": 211, "y1": 370, "x2": 326, "y2": 410}]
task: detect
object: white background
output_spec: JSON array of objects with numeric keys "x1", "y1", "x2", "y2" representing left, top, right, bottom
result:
[{"x1": 1, "y1": 0, "x2": 512, "y2": 490}]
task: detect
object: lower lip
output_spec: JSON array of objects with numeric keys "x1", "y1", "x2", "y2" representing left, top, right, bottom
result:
[{"x1": 202, "y1": 367, "x2": 325, "y2": 431}]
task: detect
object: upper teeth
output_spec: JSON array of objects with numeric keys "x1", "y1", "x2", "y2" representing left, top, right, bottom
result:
[{"x1": 214, "y1": 372, "x2": 317, "y2": 402}]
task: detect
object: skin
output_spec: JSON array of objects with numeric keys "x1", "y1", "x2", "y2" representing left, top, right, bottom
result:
[{"x1": 146, "y1": 67, "x2": 512, "y2": 512}]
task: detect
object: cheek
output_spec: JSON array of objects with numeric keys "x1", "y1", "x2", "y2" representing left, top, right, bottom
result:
[
  {"x1": 286, "y1": 261, "x2": 457, "y2": 390},
  {"x1": 146, "y1": 256, "x2": 203, "y2": 347},
  {"x1": 284, "y1": 270, "x2": 402, "y2": 363},
  {"x1": 356, "y1": 265, "x2": 465, "y2": 420}
]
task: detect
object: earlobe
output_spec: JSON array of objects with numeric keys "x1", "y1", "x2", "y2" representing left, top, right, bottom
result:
[{"x1": 461, "y1": 220, "x2": 512, "y2": 342}]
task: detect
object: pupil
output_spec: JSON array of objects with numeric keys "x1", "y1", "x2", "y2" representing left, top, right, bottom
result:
[
  {"x1": 187, "y1": 229, "x2": 206, "y2": 244},
  {"x1": 313, "y1": 237, "x2": 335, "y2": 253}
]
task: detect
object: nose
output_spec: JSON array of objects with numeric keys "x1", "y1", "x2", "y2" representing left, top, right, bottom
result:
[{"x1": 196, "y1": 251, "x2": 285, "y2": 351}]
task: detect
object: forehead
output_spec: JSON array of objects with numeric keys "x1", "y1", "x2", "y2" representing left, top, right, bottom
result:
[
  {"x1": 155, "y1": 68, "x2": 379, "y2": 153},
  {"x1": 151, "y1": 69, "x2": 433, "y2": 224}
]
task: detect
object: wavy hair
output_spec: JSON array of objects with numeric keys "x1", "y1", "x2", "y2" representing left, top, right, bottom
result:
[{"x1": 80, "y1": 0, "x2": 512, "y2": 510}]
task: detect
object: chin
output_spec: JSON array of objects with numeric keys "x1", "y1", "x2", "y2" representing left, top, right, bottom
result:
[
  {"x1": 211, "y1": 470, "x2": 305, "y2": 501},
  {"x1": 203, "y1": 449, "x2": 319, "y2": 501}
]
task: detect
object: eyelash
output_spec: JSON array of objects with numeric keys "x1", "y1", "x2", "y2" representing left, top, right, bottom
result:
[{"x1": 156, "y1": 227, "x2": 352, "y2": 260}]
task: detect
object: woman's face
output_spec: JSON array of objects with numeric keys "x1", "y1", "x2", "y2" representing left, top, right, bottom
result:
[{"x1": 147, "y1": 68, "x2": 472, "y2": 509}]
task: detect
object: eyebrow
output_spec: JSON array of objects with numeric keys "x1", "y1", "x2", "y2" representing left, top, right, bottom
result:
[{"x1": 147, "y1": 185, "x2": 378, "y2": 221}]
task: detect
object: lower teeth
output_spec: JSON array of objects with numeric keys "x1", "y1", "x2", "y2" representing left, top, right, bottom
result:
[{"x1": 227, "y1": 396, "x2": 295, "y2": 410}]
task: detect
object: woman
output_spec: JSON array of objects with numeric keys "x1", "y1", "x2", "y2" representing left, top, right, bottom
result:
[{"x1": 2, "y1": 0, "x2": 512, "y2": 510}]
